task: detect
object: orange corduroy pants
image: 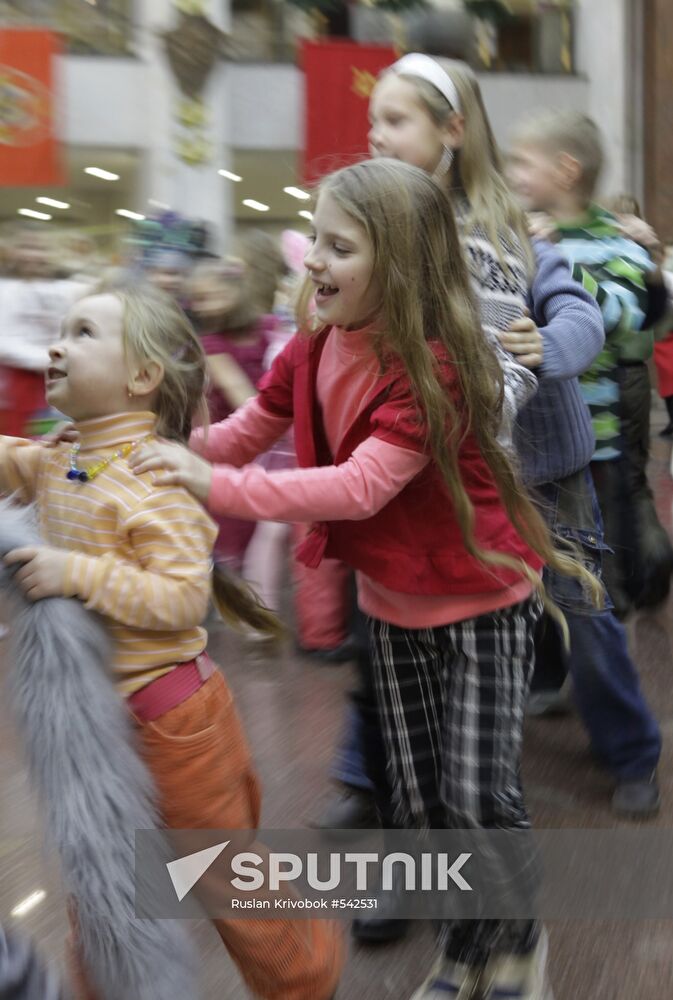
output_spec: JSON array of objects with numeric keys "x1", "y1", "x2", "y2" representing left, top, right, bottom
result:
[{"x1": 68, "y1": 670, "x2": 343, "y2": 999}]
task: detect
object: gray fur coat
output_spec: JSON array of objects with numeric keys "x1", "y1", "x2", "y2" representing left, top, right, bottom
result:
[{"x1": 0, "y1": 499, "x2": 200, "y2": 1000}]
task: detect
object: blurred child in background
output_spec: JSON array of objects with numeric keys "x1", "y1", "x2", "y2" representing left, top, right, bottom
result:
[
  {"x1": 187, "y1": 256, "x2": 275, "y2": 571},
  {"x1": 240, "y1": 233, "x2": 301, "y2": 618},
  {"x1": 275, "y1": 231, "x2": 353, "y2": 658},
  {"x1": 0, "y1": 223, "x2": 87, "y2": 439},
  {"x1": 508, "y1": 111, "x2": 663, "y2": 816},
  {"x1": 604, "y1": 197, "x2": 673, "y2": 439}
]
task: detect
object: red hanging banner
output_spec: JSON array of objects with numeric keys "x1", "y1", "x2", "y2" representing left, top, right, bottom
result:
[
  {"x1": 0, "y1": 29, "x2": 64, "y2": 187},
  {"x1": 302, "y1": 39, "x2": 396, "y2": 185}
]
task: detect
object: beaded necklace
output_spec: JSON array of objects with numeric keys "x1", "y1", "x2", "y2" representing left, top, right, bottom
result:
[{"x1": 66, "y1": 435, "x2": 151, "y2": 483}]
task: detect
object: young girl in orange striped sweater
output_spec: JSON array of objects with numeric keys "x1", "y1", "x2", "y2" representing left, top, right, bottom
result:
[{"x1": 0, "y1": 278, "x2": 342, "y2": 1000}]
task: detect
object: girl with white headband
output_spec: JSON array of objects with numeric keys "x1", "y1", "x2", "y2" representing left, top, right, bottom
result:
[{"x1": 370, "y1": 54, "x2": 539, "y2": 451}]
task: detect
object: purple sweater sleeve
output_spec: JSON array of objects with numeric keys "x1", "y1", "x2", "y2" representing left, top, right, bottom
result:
[
  {"x1": 516, "y1": 241, "x2": 599, "y2": 486},
  {"x1": 529, "y1": 240, "x2": 605, "y2": 381}
]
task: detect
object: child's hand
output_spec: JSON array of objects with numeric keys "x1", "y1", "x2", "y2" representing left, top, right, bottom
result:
[
  {"x1": 617, "y1": 214, "x2": 664, "y2": 266},
  {"x1": 498, "y1": 316, "x2": 544, "y2": 369},
  {"x1": 43, "y1": 421, "x2": 79, "y2": 447},
  {"x1": 527, "y1": 212, "x2": 558, "y2": 243},
  {"x1": 130, "y1": 441, "x2": 213, "y2": 502},
  {"x1": 4, "y1": 546, "x2": 69, "y2": 601}
]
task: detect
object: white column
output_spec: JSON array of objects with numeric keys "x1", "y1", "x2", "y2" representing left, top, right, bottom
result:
[
  {"x1": 574, "y1": 0, "x2": 634, "y2": 198},
  {"x1": 136, "y1": 0, "x2": 232, "y2": 252}
]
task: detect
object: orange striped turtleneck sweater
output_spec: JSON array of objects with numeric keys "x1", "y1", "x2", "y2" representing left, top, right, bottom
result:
[{"x1": 1, "y1": 412, "x2": 217, "y2": 696}]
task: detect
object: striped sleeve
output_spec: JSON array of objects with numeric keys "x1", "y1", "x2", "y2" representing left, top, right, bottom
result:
[
  {"x1": 0, "y1": 436, "x2": 45, "y2": 500},
  {"x1": 63, "y1": 487, "x2": 217, "y2": 630}
]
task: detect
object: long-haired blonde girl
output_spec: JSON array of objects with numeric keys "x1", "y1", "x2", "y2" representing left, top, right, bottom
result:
[{"x1": 132, "y1": 158, "x2": 599, "y2": 1000}]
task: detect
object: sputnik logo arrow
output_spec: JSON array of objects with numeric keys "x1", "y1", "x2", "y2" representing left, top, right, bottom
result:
[{"x1": 166, "y1": 841, "x2": 230, "y2": 901}]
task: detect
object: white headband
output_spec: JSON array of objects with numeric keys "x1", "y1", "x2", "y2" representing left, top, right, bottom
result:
[{"x1": 390, "y1": 53, "x2": 462, "y2": 115}]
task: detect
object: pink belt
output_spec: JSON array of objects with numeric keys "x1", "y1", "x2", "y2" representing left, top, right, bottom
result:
[{"x1": 128, "y1": 653, "x2": 216, "y2": 723}]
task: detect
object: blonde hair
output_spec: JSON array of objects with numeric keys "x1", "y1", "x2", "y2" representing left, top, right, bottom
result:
[
  {"x1": 385, "y1": 57, "x2": 533, "y2": 271},
  {"x1": 513, "y1": 109, "x2": 604, "y2": 198},
  {"x1": 90, "y1": 275, "x2": 284, "y2": 641},
  {"x1": 298, "y1": 160, "x2": 603, "y2": 635},
  {"x1": 94, "y1": 275, "x2": 208, "y2": 443}
]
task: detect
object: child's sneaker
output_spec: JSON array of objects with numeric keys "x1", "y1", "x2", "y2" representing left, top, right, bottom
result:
[
  {"x1": 409, "y1": 955, "x2": 485, "y2": 999},
  {"x1": 479, "y1": 929, "x2": 553, "y2": 1000}
]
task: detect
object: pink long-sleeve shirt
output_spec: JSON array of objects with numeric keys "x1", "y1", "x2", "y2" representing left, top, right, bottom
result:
[{"x1": 194, "y1": 326, "x2": 532, "y2": 627}]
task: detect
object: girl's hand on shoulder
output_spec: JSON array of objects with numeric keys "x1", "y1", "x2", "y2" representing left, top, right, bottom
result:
[
  {"x1": 130, "y1": 441, "x2": 213, "y2": 502},
  {"x1": 498, "y1": 315, "x2": 543, "y2": 369},
  {"x1": 527, "y1": 212, "x2": 558, "y2": 243},
  {"x1": 4, "y1": 546, "x2": 69, "y2": 601},
  {"x1": 617, "y1": 214, "x2": 665, "y2": 266}
]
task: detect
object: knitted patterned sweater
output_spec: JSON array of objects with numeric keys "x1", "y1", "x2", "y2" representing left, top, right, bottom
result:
[
  {"x1": 456, "y1": 205, "x2": 604, "y2": 485},
  {"x1": 456, "y1": 205, "x2": 538, "y2": 451}
]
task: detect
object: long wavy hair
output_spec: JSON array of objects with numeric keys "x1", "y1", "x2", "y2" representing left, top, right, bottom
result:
[{"x1": 297, "y1": 160, "x2": 602, "y2": 632}]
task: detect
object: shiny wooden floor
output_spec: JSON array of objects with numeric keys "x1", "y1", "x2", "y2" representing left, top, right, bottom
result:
[{"x1": 2, "y1": 404, "x2": 673, "y2": 999}]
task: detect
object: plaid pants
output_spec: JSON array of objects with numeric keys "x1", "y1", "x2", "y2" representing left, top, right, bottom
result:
[{"x1": 368, "y1": 595, "x2": 543, "y2": 966}]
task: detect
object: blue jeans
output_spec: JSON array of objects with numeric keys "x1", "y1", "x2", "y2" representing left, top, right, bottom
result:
[
  {"x1": 332, "y1": 467, "x2": 661, "y2": 789},
  {"x1": 330, "y1": 702, "x2": 372, "y2": 791},
  {"x1": 330, "y1": 609, "x2": 377, "y2": 794},
  {"x1": 535, "y1": 467, "x2": 661, "y2": 781}
]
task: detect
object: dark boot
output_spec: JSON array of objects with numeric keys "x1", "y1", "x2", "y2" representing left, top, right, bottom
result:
[
  {"x1": 351, "y1": 865, "x2": 411, "y2": 944},
  {"x1": 612, "y1": 771, "x2": 661, "y2": 817}
]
